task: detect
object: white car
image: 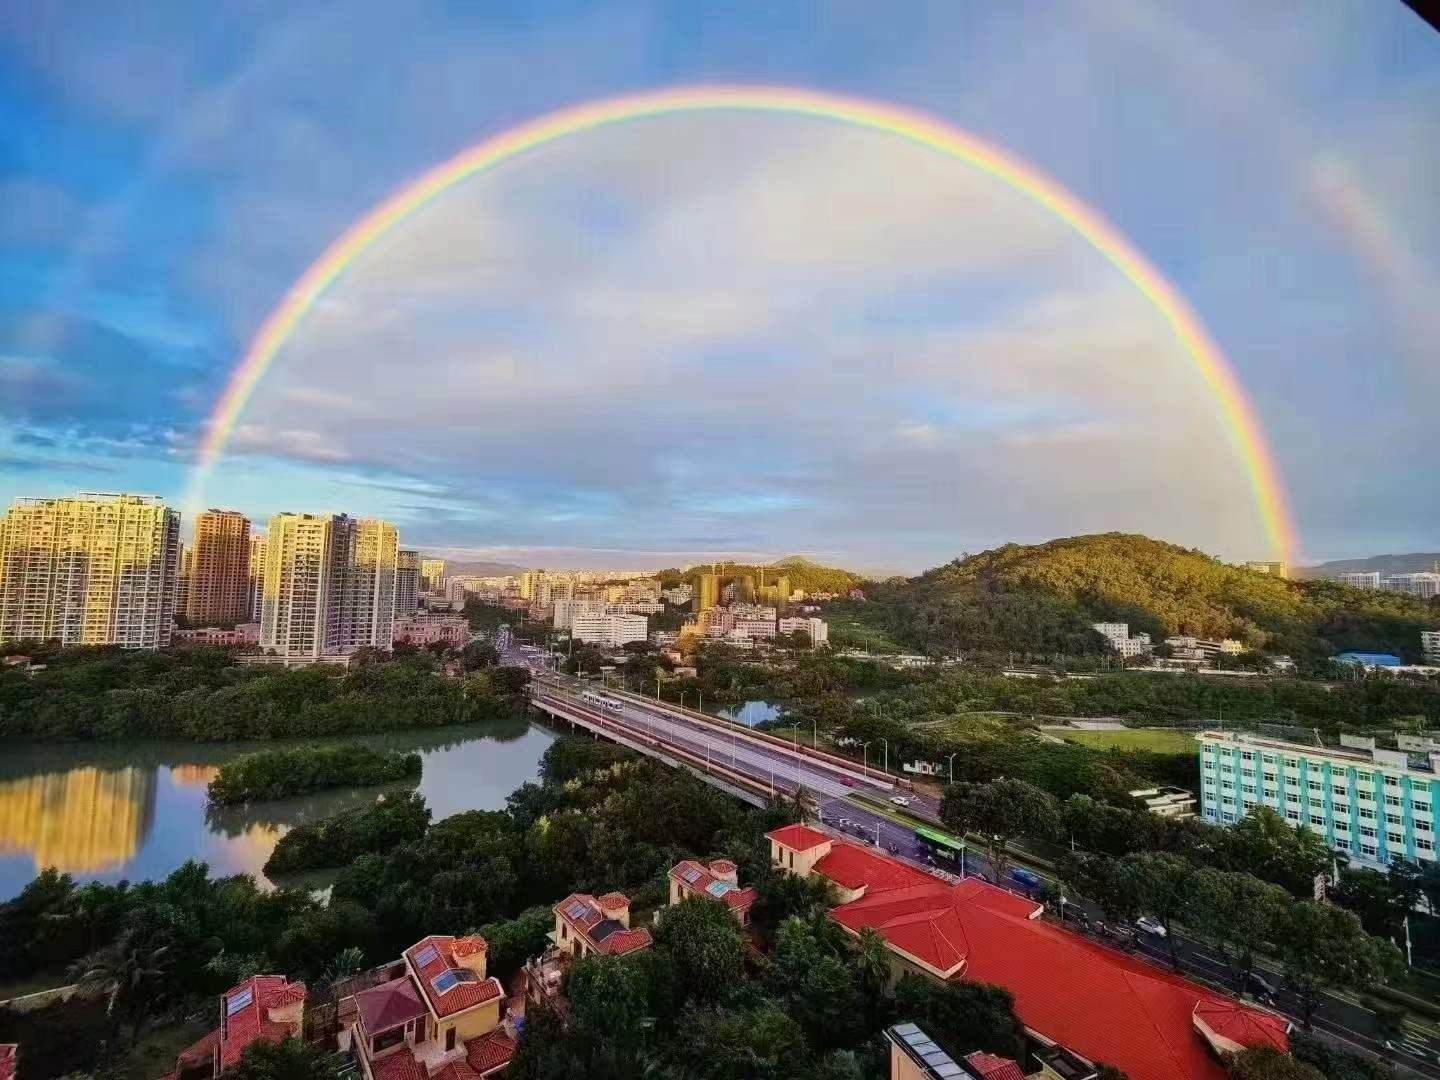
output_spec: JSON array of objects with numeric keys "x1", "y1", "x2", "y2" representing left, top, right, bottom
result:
[
  {"x1": 890, "y1": 796, "x2": 911, "y2": 807},
  {"x1": 1135, "y1": 916, "x2": 1167, "y2": 938}
]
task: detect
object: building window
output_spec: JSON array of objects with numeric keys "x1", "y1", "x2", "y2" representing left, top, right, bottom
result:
[
  {"x1": 1418, "y1": 838, "x2": 1435, "y2": 852},
  {"x1": 1385, "y1": 795, "x2": 1402, "y2": 808},
  {"x1": 1362, "y1": 845, "x2": 1378, "y2": 858},
  {"x1": 1360, "y1": 826, "x2": 1377, "y2": 839},
  {"x1": 1418, "y1": 820, "x2": 1433, "y2": 834},
  {"x1": 1388, "y1": 833, "x2": 1405, "y2": 846},
  {"x1": 1384, "y1": 776, "x2": 1399, "y2": 788},
  {"x1": 1387, "y1": 814, "x2": 1403, "y2": 827},
  {"x1": 1243, "y1": 783, "x2": 1256, "y2": 794},
  {"x1": 1221, "y1": 765, "x2": 1234, "y2": 775},
  {"x1": 1241, "y1": 751, "x2": 1255, "y2": 761},
  {"x1": 1285, "y1": 810, "x2": 1300, "y2": 822},
  {"x1": 1309, "y1": 814, "x2": 1325, "y2": 827},
  {"x1": 1284, "y1": 757, "x2": 1297, "y2": 768},
  {"x1": 1332, "y1": 784, "x2": 1346, "y2": 797},
  {"x1": 1415, "y1": 800, "x2": 1431, "y2": 814},
  {"x1": 1359, "y1": 807, "x2": 1375, "y2": 820},
  {"x1": 1308, "y1": 780, "x2": 1323, "y2": 793},
  {"x1": 1286, "y1": 793, "x2": 1300, "y2": 805}
]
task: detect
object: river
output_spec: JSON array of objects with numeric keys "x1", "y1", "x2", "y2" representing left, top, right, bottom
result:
[{"x1": 0, "y1": 718, "x2": 554, "y2": 901}]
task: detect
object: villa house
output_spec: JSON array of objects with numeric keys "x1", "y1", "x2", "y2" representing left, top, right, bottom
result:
[
  {"x1": 667, "y1": 858, "x2": 758, "y2": 924},
  {"x1": 164, "y1": 975, "x2": 306, "y2": 1079},
  {"x1": 550, "y1": 891, "x2": 653, "y2": 959},
  {"x1": 766, "y1": 825, "x2": 1290, "y2": 1080},
  {"x1": 344, "y1": 934, "x2": 514, "y2": 1080}
]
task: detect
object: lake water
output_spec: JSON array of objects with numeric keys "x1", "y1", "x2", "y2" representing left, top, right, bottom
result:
[
  {"x1": 716, "y1": 700, "x2": 784, "y2": 727},
  {"x1": 0, "y1": 718, "x2": 554, "y2": 901}
]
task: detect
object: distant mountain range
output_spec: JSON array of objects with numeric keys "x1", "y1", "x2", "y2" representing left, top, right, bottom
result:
[
  {"x1": 1298, "y1": 553, "x2": 1440, "y2": 580},
  {"x1": 436, "y1": 559, "x2": 527, "y2": 576}
]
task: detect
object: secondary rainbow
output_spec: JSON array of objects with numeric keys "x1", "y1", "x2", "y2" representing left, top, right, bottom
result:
[{"x1": 192, "y1": 84, "x2": 1297, "y2": 563}]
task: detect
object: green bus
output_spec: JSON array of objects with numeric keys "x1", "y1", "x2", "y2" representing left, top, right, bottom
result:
[{"x1": 913, "y1": 825, "x2": 965, "y2": 868}]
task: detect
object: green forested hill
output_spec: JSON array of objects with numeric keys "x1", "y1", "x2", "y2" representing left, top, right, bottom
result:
[
  {"x1": 844, "y1": 533, "x2": 1438, "y2": 663},
  {"x1": 659, "y1": 557, "x2": 864, "y2": 595}
]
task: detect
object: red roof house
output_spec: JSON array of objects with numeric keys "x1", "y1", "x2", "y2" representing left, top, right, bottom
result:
[
  {"x1": 160, "y1": 974, "x2": 306, "y2": 1078},
  {"x1": 771, "y1": 826, "x2": 1289, "y2": 1080},
  {"x1": 669, "y1": 858, "x2": 760, "y2": 923},
  {"x1": 552, "y1": 892, "x2": 653, "y2": 958},
  {"x1": 344, "y1": 935, "x2": 513, "y2": 1080},
  {"x1": 0, "y1": 1045, "x2": 16, "y2": 1080}
]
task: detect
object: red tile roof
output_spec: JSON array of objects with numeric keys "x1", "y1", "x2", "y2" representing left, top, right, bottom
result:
[
  {"x1": 0, "y1": 1045, "x2": 15, "y2": 1080},
  {"x1": 965, "y1": 1051, "x2": 1028, "y2": 1080},
  {"x1": 375, "y1": 1031, "x2": 517, "y2": 1080},
  {"x1": 464, "y1": 1028, "x2": 517, "y2": 1075},
  {"x1": 175, "y1": 1027, "x2": 219, "y2": 1066},
  {"x1": 404, "y1": 936, "x2": 503, "y2": 1019},
  {"x1": 355, "y1": 976, "x2": 427, "y2": 1037},
  {"x1": 598, "y1": 892, "x2": 629, "y2": 909},
  {"x1": 669, "y1": 859, "x2": 759, "y2": 913},
  {"x1": 766, "y1": 823, "x2": 831, "y2": 852},
  {"x1": 554, "y1": 892, "x2": 654, "y2": 954},
  {"x1": 816, "y1": 850, "x2": 1284, "y2": 1080},
  {"x1": 1193, "y1": 999, "x2": 1290, "y2": 1052},
  {"x1": 218, "y1": 975, "x2": 305, "y2": 1070},
  {"x1": 601, "y1": 927, "x2": 654, "y2": 955},
  {"x1": 814, "y1": 841, "x2": 936, "y2": 895}
]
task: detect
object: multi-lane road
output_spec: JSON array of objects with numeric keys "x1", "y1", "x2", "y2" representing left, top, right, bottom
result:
[{"x1": 515, "y1": 652, "x2": 1440, "y2": 1076}]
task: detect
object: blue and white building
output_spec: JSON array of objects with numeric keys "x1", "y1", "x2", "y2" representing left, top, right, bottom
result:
[{"x1": 1198, "y1": 730, "x2": 1438, "y2": 869}]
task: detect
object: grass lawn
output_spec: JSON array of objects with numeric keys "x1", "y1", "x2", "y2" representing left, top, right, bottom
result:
[
  {"x1": 1057, "y1": 727, "x2": 1199, "y2": 755},
  {"x1": 121, "y1": 1017, "x2": 213, "y2": 1080}
]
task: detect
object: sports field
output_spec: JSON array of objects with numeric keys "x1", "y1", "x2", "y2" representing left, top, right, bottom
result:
[{"x1": 1058, "y1": 727, "x2": 1199, "y2": 755}]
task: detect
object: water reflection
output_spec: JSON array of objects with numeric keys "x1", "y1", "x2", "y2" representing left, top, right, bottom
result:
[
  {"x1": 0, "y1": 767, "x2": 157, "y2": 873},
  {"x1": 0, "y1": 719, "x2": 553, "y2": 900},
  {"x1": 717, "y1": 700, "x2": 784, "y2": 727}
]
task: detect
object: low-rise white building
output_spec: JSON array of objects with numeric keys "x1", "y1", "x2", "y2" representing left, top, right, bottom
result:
[
  {"x1": 1387, "y1": 573, "x2": 1440, "y2": 600},
  {"x1": 553, "y1": 598, "x2": 608, "y2": 630},
  {"x1": 571, "y1": 612, "x2": 648, "y2": 647},
  {"x1": 778, "y1": 616, "x2": 828, "y2": 646},
  {"x1": 1092, "y1": 622, "x2": 1153, "y2": 658},
  {"x1": 1339, "y1": 571, "x2": 1383, "y2": 589},
  {"x1": 1423, "y1": 631, "x2": 1440, "y2": 666}
]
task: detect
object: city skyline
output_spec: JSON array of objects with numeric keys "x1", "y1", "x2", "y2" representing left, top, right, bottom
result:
[{"x1": 2, "y1": 5, "x2": 1437, "y2": 571}]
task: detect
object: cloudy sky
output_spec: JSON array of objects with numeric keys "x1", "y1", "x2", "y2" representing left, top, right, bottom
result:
[{"x1": 1, "y1": 2, "x2": 1436, "y2": 572}]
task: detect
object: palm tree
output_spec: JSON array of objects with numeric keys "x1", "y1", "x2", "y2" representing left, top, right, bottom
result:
[
  {"x1": 70, "y1": 915, "x2": 175, "y2": 1045},
  {"x1": 853, "y1": 927, "x2": 893, "y2": 1013}
]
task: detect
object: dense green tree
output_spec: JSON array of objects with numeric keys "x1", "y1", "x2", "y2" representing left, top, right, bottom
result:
[
  {"x1": 68, "y1": 905, "x2": 177, "y2": 1045},
  {"x1": 941, "y1": 779, "x2": 1061, "y2": 883},
  {"x1": 655, "y1": 1002, "x2": 808, "y2": 1079},
  {"x1": 892, "y1": 974, "x2": 1026, "y2": 1064},
  {"x1": 263, "y1": 791, "x2": 431, "y2": 876},
  {"x1": 1226, "y1": 1046, "x2": 1325, "y2": 1079},
  {"x1": 1122, "y1": 852, "x2": 1194, "y2": 969},
  {"x1": 652, "y1": 895, "x2": 746, "y2": 1008},
  {"x1": 1277, "y1": 902, "x2": 1402, "y2": 1028},
  {"x1": 768, "y1": 914, "x2": 869, "y2": 1048},
  {"x1": 477, "y1": 906, "x2": 555, "y2": 982},
  {"x1": 1184, "y1": 867, "x2": 1291, "y2": 992},
  {"x1": 1288, "y1": 1032, "x2": 1395, "y2": 1080},
  {"x1": 1225, "y1": 809, "x2": 1330, "y2": 897},
  {"x1": 227, "y1": 1036, "x2": 341, "y2": 1080}
]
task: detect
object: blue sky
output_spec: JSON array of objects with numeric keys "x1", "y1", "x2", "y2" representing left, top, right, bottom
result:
[{"x1": 1, "y1": 1, "x2": 1436, "y2": 571}]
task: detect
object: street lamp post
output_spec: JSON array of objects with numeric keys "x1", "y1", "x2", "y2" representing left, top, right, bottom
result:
[
  {"x1": 958, "y1": 840, "x2": 967, "y2": 881},
  {"x1": 879, "y1": 737, "x2": 889, "y2": 776},
  {"x1": 862, "y1": 741, "x2": 870, "y2": 779},
  {"x1": 813, "y1": 718, "x2": 819, "y2": 749},
  {"x1": 946, "y1": 752, "x2": 957, "y2": 785}
]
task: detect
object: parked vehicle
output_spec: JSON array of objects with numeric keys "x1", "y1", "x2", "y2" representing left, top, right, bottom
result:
[
  {"x1": 1009, "y1": 867, "x2": 1043, "y2": 890},
  {"x1": 1135, "y1": 916, "x2": 1167, "y2": 938},
  {"x1": 840, "y1": 777, "x2": 857, "y2": 787}
]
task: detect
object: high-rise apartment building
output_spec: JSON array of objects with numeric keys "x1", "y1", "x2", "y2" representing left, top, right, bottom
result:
[
  {"x1": 1197, "y1": 730, "x2": 1437, "y2": 869},
  {"x1": 176, "y1": 543, "x2": 193, "y2": 620},
  {"x1": 187, "y1": 509, "x2": 251, "y2": 625},
  {"x1": 695, "y1": 571, "x2": 720, "y2": 613},
  {"x1": 1243, "y1": 561, "x2": 1288, "y2": 578},
  {"x1": 247, "y1": 533, "x2": 267, "y2": 621},
  {"x1": 420, "y1": 558, "x2": 446, "y2": 594},
  {"x1": 520, "y1": 569, "x2": 546, "y2": 601},
  {"x1": 260, "y1": 513, "x2": 398, "y2": 660},
  {"x1": 1385, "y1": 573, "x2": 1440, "y2": 600},
  {"x1": 396, "y1": 549, "x2": 421, "y2": 615},
  {"x1": 0, "y1": 493, "x2": 181, "y2": 648}
]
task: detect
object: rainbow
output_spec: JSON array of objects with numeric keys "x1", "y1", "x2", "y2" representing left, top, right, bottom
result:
[{"x1": 191, "y1": 84, "x2": 1296, "y2": 563}]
